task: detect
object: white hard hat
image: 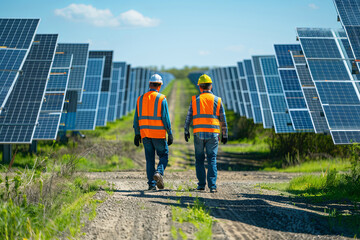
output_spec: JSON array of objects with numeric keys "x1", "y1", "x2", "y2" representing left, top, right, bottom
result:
[{"x1": 149, "y1": 74, "x2": 163, "y2": 85}]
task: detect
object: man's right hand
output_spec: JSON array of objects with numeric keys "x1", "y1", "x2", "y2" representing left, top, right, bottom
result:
[
  {"x1": 134, "y1": 135, "x2": 141, "y2": 147},
  {"x1": 184, "y1": 132, "x2": 190, "y2": 142}
]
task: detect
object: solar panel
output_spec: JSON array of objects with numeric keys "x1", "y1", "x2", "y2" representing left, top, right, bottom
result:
[
  {"x1": 237, "y1": 62, "x2": 253, "y2": 119},
  {"x1": 297, "y1": 27, "x2": 360, "y2": 144},
  {"x1": 33, "y1": 50, "x2": 73, "y2": 140},
  {"x1": 56, "y1": 44, "x2": 89, "y2": 102},
  {"x1": 89, "y1": 51, "x2": 113, "y2": 127},
  {"x1": 0, "y1": 19, "x2": 40, "y2": 111},
  {"x1": 334, "y1": 0, "x2": 360, "y2": 59},
  {"x1": 122, "y1": 64, "x2": 131, "y2": 117},
  {"x1": 215, "y1": 68, "x2": 226, "y2": 101},
  {"x1": 128, "y1": 68, "x2": 137, "y2": 113},
  {"x1": 252, "y1": 56, "x2": 274, "y2": 128},
  {"x1": 260, "y1": 56, "x2": 294, "y2": 133},
  {"x1": 107, "y1": 62, "x2": 121, "y2": 122},
  {"x1": 243, "y1": 59, "x2": 263, "y2": 123},
  {"x1": 74, "y1": 57, "x2": 105, "y2": 130},
  {"x1": 228, "y1": 66, "x2": 244, "y2": 115},
  {"x1": 0, "y1": 34, "x2": 58, "y2": 143},
  {"x1": 112, "y1": 62, "x2": 125, "y2": 120},
  {"x1": 291, "y1": 51, "x2": 329, "y2": 133},
  {"x1": 274, "y1": 44, "x2": 314, "y2": 132}
]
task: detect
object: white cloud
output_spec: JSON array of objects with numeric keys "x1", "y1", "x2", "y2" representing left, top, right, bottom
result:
[
  {"x1": 199, "y1": 50, "x2": 210, "y2": 56},
  {"x1": 308, "y1": 3, "x2": 319, "y2": 10},
  {"x1": 54, "y1": 4, "x2": 159, "y2": 28},
  {"x1": 120, "y1": 10, "x2": 159, "y2": 27},
  {"x1": 225, "y1": 45, "x2": 245, "y2": 53}
]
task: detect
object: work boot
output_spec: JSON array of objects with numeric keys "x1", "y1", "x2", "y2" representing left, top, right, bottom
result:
[
  {"x1": 210, "y1": 188, "x2": 217, "y2": 193},
  {"x1": 148, "y1": 185, "x2": 157, "y2": 191},
  {"x1": 196, "y1": 186, "x2": 205, "y2": 191},
  {"x1": 153, "y1": 172, "x2": 164, "y2": 189}
]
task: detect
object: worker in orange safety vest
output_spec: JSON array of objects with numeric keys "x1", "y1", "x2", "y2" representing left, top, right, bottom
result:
[{"x1": 133, "y1": 74, "x2": 173, "y2": 190}]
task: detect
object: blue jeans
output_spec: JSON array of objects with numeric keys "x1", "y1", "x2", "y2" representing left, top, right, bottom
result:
[
  {"x1": 143, "y1": 137, "x2": 169, "y2": 187},
  {"x1": 194, "y1": 135, "x2": 218, "y2": 189}
]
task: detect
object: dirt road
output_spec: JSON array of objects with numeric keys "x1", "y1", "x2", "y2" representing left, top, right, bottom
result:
[
  {"x1": 80, "y1": 80, "x2": 353, "y2": 239},
  {"x1": 81, "y1": 170, "x2": 353, "y2": 240}
]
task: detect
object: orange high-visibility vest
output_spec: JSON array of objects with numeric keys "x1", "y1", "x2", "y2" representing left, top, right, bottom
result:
[
  {"x1": 192, "y1": 92, "x2": 221, "y2": 134},
  {"x1": 137, "y1": 90, "x2": 166, "y2": 139}
]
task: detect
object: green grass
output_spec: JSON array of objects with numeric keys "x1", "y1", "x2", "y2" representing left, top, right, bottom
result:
[
  {"x1": 263, "y1": 158, "x2": 351, "y2": 173},
  {"x1": 221, "y1": 141, "x2": 270, "y2": 154},
  {"x1": 171, "y1": 198, "x2": 214, "y2": 240},
  {"x1": 258, "y1": 170, "x2": 360, "y2": 202},
  {"x1": 0, "y1": 171, "x2": 110, "y2": 239},
  {"x1": 77, "y1": 155, "x2": 138, "y2": 172}
]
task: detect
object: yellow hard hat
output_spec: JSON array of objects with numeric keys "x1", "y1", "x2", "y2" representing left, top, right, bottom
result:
[{"x1": 197, "y1": 74, "x2": 212, "y2": 85}]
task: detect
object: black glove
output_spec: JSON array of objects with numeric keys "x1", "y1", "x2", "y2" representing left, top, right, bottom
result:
[
  {"x1": 221, "y1": 136, "x2": 228, "y2": 145},
  {"x1": 167, "y1": 134, "x2": 173, "y2": 146},
  {"x1": 134, "y1": 135, "x2": 141, "y2": 147},
  {"x1": 184, "y1": 132, "x2": 190, "y2": 142}
]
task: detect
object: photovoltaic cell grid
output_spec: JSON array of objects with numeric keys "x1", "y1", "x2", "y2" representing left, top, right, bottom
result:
[
  {"x1": 298, "y1": 27, "x2": 360, "y2": 144},
  {"x1": 229, "y1": 66, "x2": 245, "y2": 115},
  {"x1": 237, "y1": 62, "x2": 253, "y2": 119},
  {"x1": 334, "y1": 0, "x2": 360, "y2": 61},
  {"x1": 128, "y1": 68, "x2": 136, "y2": 114},
  {"x1": 260, "y1": 56, "x2": 294, "y2": 133},
  {"x1": 0, "y1": 19, "x2": 40, "y2": 110},
  {"x1": 122, "y1": 64, "x2": 131, "y2": 117},
  {"x1": 274, "y1": 44, "x2": 314, "y2": 132},
  {"x1": 75, "y1": 57, "x2": 105, "y2": 130},
  {"x1": 33, "y1": 50, "x2": 73, "y2": 140},
  {"x1": 56, "y1": 43, "x2": 89, "y2": 102},
  {"x1": 89, "y1": 51, "x2": 113, "y2": 127},
  {"x1": 291, "y1": 51, "x2": 329, "y2": 134},
  {"x1": 218, "y1": 68, "x2": 230, "y2": 110},
  {"x1": 107, "y1": 62, "x2": 121, "y2": 122},
  {"x1": 252, "y1": 56, "x2": 273, "y2": 128},
  {"x1": 0, "y1": 34, "x2": 58, "y2": 143},
  {"x1": 243, "y1": 59, "x2": 262, "y2": 123},
  {"x1": 116, "y1": 62, "x2": 127, "y2": 119}
]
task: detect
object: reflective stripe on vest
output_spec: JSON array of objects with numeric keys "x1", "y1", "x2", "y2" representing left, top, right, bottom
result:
[
  {"x1": 192, "y1": 93, "x2": 221, "y2": 134},
  {"x1": 137, "y1": 91, "x2": 166, "y2": 139}
]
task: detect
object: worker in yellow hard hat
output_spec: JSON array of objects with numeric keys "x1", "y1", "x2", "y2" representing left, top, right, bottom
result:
[{"x1": 184, "y1": 74, "x2": 228, "y2": 193}]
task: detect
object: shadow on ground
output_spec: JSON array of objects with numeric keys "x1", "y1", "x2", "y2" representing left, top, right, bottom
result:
[{"x1": 111, "y1": 189, "x2": 359, "y2": 238}]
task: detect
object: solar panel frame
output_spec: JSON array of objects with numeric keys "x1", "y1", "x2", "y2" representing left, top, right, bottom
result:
[
  {"x1": 0, "y1": 34, "x2": 58, "y2": 143},
  {"x1": 122, "y1": 64, "x2": 131, "y2": 117},
  {"x1": 298, "y1": 27, "x2": 360, "y2": 144},
  {"x1": 237, "y1": 62, "x2": 253, "y2": 119},
  {"x1": 56, "y1": 43, "x2": 89, "y2": 103},
  {"x1": 252, "y1": 56, "x2": 274, "y2": 128},
  {"x1": 243, "y1": 59, "x2": 263, "y2": 123},
  {"x1": 334, "y1": 0, "x2": 360, "y2": 59},
  {"x1": 74, "y1": 57, "x2": 105, "y2": 130},
  {"x1": 0, "y1": 19, "x2": 40, "y2": 111},
  {"x1": 89, "y1": 51, "x2": 113, "y2": 127},
  {"x1": 275, "y1": 44, "x2": 314, "y2": 132},
  {"x1": 260, "y1": 56, "x2": 295, "y2": 133},
  {"x1": 33, "y1": 50, "x2": 73, "y2": 140},
  {"x1": 290, "y1": 51, "x2": 330, "y2": 134}
]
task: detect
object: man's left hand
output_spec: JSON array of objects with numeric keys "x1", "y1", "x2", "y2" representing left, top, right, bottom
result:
[
  {"x1": 221, "y1": 136, "x2": 228, "y2": 145},
  {"x1": 168, "y1": 134, "x2": 174, "y2": 146}
]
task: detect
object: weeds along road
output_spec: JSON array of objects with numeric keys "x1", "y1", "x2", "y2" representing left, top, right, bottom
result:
[{"x1": 80, "y1": 79, "x2": 353, "y2": 240}]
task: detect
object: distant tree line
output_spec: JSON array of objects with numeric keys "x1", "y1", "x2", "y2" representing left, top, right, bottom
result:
[{"x1": 147, "y1": 66, "x2": 209, "y2": 79}]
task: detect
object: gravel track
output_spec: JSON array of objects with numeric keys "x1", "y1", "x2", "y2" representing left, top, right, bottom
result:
[
  {"x1": 81, "y1": 82, "x2": 355, "y2": 239},
  {"x1": 81, "y1": 171, "x2": 352, "y2": 240}
]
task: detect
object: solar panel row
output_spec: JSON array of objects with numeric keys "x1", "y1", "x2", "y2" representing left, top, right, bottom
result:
[{"x1": 0, "y1": 18, "x2": 175, "y2": 148}]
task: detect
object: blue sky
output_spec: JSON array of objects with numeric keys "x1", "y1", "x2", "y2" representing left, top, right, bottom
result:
[{"x1": 1, "y1": 0, "x2": 340, "y2": 68}]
